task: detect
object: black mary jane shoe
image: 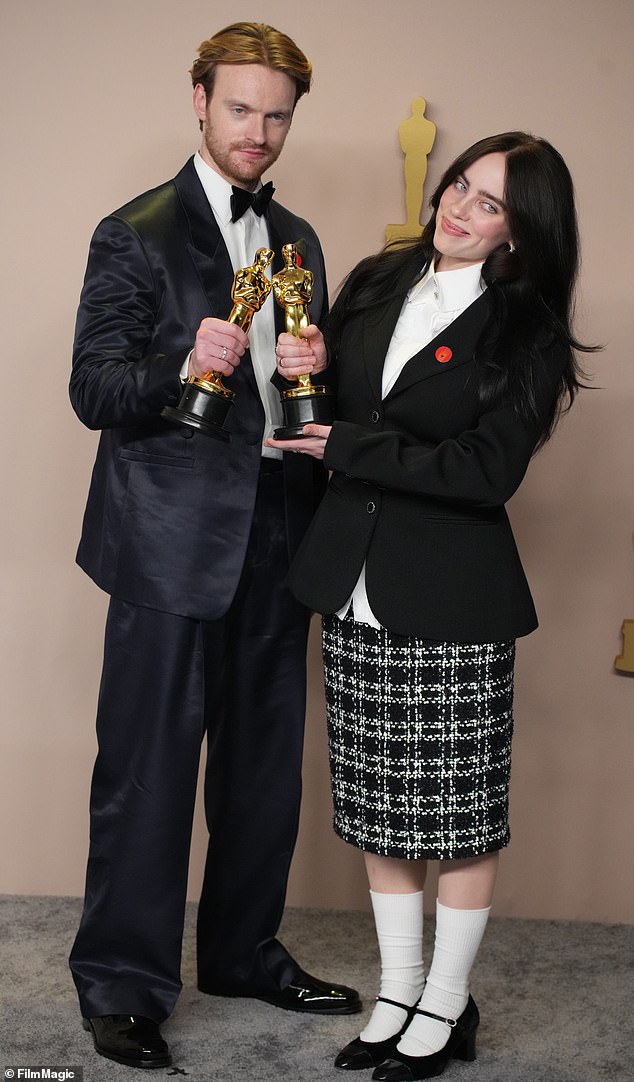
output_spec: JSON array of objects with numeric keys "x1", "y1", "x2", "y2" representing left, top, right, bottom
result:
[
  {"x1": 335, "y1": 996, "x2": 416, "y2": 1070},
  {"x1": 82, "y1": 1014, "x2": 171, "y2": 1069},
  {"x1": 371, "y1": 996, "x2": 479, "y2": 1081}
]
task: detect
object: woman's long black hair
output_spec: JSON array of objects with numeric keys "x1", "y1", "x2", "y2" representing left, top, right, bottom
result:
[{"x1": 328, "y1": 132, "x2": 595, "y2": 446}]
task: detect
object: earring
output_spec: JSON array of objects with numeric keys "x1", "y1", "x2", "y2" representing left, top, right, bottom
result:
[{"x1": 508, "y1": 241, "x2": 516, "y2": 253}]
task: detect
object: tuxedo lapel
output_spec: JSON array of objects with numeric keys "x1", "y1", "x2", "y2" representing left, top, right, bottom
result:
[
  {"x1": 265, "y1": 206, "x2": 287, "y2": 339},
  {"x1": 266, "y1": 201, "x2": 326, "y2": 334},
  {"x1": 173, "y1": 158, "x2": 260, "y2": 396},
  {"x1": 174, "y1": 158, "x2": 234, "y2": 310}
]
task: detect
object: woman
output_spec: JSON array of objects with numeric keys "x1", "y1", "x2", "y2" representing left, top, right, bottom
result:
[{"x1": 266, "y1": 131, "x2": 592, "y2": 1081}]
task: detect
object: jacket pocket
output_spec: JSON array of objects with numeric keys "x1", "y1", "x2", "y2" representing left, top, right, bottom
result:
[
  {"x1": 119, "y1": 448, "x2": 194, "y2": 468},
  {"x1": 421, "y1": 512, "x2": 499, "y2": 527}
]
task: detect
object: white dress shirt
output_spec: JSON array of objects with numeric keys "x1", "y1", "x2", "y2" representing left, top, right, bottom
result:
[
  {"x1": 337, "y1": 259, "x2": 486, "y2": 628},
  {"x1": 186, "y1": 152, "x2": 283, "y2": 457}
]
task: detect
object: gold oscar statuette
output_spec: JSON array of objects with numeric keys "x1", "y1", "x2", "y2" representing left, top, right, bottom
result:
[
  {"x1": 162, "y1": 247, "x2": 275, "y2": 441},
  {"x1": 272, "y1": 242, "x2": 333, "y2": 440}
]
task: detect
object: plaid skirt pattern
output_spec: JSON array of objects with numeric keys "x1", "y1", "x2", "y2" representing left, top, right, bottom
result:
[{"x1": 321, "y1": 614, "x2": 516, "y2": 860}]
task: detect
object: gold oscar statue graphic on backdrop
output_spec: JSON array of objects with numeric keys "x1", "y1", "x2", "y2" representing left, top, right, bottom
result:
[
  {"x1": 386, "y1": 97, "x2": 436, "y2": 243},
  {"x1": 614, "y1": 619, "x2": 634, "y2": 673},
  {"x1": 162, "y1": 247, "x2": 275, "y2": 441},
  {"x1": 272, "y1": 242, "x2": 333, "y2": 439}
]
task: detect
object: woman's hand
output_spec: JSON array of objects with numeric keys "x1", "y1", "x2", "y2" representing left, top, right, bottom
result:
[
  {"x1": 265, "y1": 424, "x2": 332, "y2": 460},
  {"x1": 274, "y1": 325, "x2": 327, "y2": 379}
]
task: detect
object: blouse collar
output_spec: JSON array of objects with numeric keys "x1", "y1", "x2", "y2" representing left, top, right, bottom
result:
[{"x1": 409, "y1": 259, "x2": 485, "y2": 313}]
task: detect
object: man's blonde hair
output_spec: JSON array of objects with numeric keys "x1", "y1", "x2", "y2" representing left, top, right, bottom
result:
[{"x1": 191, "y1": 22, "x2": 312, "y2": 107}]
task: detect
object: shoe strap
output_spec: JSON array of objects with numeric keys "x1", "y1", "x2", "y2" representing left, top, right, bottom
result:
[
  {"x1": 414, "y1": 1006, "x2": 457, "y2": 1028},
  {"x1": 376, "y1": 995, "x2": 414, "y2": 1012}
]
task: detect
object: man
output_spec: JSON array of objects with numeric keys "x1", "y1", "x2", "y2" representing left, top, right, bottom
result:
[{"x1": 69, "y1": 22, "x2": 360, "y2": 1070}]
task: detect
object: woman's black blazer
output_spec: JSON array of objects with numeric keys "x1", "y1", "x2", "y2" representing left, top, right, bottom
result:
[{"x1": 288, "y1": 257, "x2": 567, "y2": 642}]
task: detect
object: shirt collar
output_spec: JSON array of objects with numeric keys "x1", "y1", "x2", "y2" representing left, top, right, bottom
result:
[{"x1": 409, "y1": 259, "x2": 485, "y2": 312}]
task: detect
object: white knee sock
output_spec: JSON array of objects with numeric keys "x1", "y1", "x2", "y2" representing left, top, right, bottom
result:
[
  {"x1": 397, "y1": 900, "x2": 490, "y2": 1057},
  {"x1": 360, "y1": 890, "x2": 426, "y2": 1043}
]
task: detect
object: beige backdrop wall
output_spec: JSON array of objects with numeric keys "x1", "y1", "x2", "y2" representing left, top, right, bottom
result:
[{"x1": 1, "y1": 0, "x2": 632, "y2": 924}]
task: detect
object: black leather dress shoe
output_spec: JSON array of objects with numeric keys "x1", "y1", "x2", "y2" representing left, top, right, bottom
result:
[
  {"x1": 255, "y1": 968, "x2": 362, "y2": 1014},
  {"x1": 82, "y1": 1015, "x2": 171, "y2": 1069}
]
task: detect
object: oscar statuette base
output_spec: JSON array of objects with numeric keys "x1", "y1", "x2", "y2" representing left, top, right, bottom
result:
[
  {"x1": 162, "y1": 378, "x2": 233, "y2": 442},
  {"x1": 273, "y1": 385, "x2": 334, "y2": 441}
]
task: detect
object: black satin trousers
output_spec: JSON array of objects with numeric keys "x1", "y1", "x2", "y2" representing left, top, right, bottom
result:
[{"x1": 69, "y1": 466, "x2": 310, "y2": 1021}]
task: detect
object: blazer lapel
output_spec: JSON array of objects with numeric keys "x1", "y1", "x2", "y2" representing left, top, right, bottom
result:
[
  {"x1": 362, "y1": 252, "x2": 425, "y2": 400},
  {"x1": 384, "y1": 291, "x2": 491, "y2": 402}
]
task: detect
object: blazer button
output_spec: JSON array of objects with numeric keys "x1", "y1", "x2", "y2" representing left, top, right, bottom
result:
[
  {"x1": 367, "y1": 501, "x2": 376, "y2": 514},
  {"x1": 370, "y1": 410, "x2": 380, "y2": 424}
]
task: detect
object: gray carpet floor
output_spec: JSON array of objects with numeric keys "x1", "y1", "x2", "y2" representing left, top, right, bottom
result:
[{"x1": 0, "y1": 896, "x2": 632, "y2": 1081}]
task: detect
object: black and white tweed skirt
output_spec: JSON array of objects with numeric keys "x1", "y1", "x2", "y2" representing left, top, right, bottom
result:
[{"x1": 321, "y1": 613, "x2": 516, "y2": 860}]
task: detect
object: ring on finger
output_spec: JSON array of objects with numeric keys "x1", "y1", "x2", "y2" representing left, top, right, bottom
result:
[
  {"x1": 279, "y1": 358, "x2": 285, "y2": 368},
  {"x1": 221, "y1": 346, "x2": 228, "y2": 361}
]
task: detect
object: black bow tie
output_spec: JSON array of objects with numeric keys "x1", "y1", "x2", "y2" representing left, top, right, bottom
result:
[{"x1": 230, "y1": 181, "x2": 275, "y2": 222}]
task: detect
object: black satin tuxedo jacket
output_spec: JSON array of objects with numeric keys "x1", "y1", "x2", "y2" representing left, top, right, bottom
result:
[
  {"x1": 289, "y1": 254, "x2": 567, "y2": 642},
  {"x1": 70, "y1": 157, "x2": 327, "y2": 620}
]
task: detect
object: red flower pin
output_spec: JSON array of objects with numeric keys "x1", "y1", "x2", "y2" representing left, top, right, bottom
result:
[{"x1": 435, "y1": 346, "x2": 452, "y2": 364}]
